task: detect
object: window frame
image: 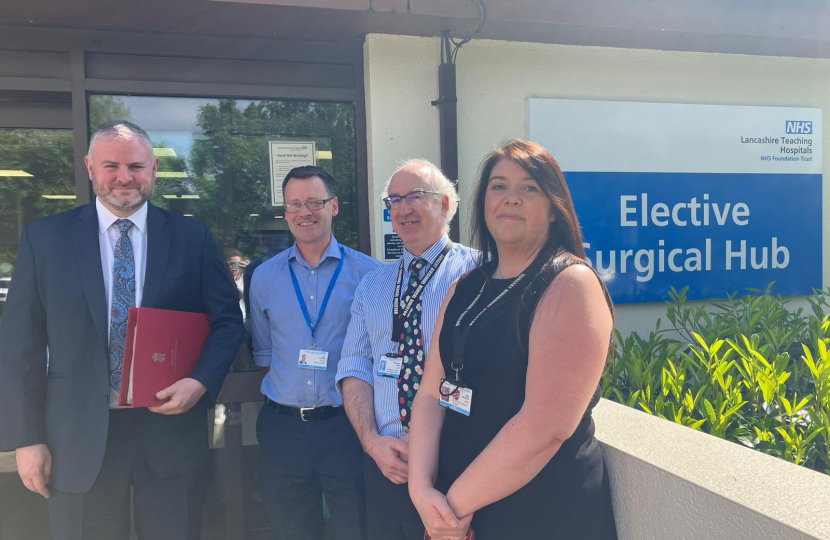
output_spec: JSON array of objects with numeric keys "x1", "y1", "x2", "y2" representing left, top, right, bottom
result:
[{"x1": 0, "y1": 27, "x2": 370, "y2": 539}]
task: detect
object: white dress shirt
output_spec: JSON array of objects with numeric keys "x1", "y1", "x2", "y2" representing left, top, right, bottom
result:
[{"x1": 96, "y1": 198, "x2": 148, "y2": 408}]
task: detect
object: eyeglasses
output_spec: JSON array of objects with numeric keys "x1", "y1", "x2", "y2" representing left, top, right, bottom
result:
[
  {"x1": 283, "y1": 197, "x2": 335, "y2": 213},
  {"x1": 382, "y1": 190, "x2": 441, "y2": 210}
]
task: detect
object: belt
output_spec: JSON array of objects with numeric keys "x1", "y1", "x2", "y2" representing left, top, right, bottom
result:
[{"x1": 265, "y1": 398, "x2": 342, "y2": 423}]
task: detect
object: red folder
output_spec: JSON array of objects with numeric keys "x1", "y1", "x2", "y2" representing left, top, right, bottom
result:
[{"x1": 118, "y1": 307, "x2": 210, "y2": 408}]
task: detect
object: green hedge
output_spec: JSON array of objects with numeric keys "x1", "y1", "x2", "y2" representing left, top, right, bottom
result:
[{"x1": 602, "y1": 285, "x2": 830, "y2": 475}]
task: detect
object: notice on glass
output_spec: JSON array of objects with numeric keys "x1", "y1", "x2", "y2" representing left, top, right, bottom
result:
[
  {"x1": 381, "y1": 208, "x2": 403, "y2": 261},
  {"x1": 269, "y1": 141, "x2": 316, "y2": 207}
]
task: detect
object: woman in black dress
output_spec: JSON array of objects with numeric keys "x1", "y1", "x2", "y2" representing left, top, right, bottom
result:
[{"x1": 408, "y1": 140, "x2": 617, "y2": 539}]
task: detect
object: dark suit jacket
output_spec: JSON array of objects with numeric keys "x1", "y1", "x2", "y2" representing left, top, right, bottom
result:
[{"x1": 0, "y1": 201, "x2": 245, "y2": 493}]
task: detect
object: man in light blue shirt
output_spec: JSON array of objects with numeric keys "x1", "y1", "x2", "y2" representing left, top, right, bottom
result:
[
  {"x1": 250, "y1": 166, "x2": 380, "y2": 540},
  {"x1": 336, "y1": 160, "x2": 477, "y2": 540}
]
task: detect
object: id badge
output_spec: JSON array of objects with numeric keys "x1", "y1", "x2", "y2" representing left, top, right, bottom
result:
[
  {"x1": 377, "y1": 354, "x2": 403, "y2": 378},
  {"x1": 439, "y1": 380, "x2": 473, "y2": 416},
  {"x1": 298, "y1": 348, "x2": 328, "y2": 370}
]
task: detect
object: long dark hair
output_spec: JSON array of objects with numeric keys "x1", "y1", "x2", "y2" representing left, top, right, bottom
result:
[
  {"x1": 469, "y1": 140, "x2": 613, "y2": 339},
  {"x1": 470, "y1": 139, "x2": 586, "y2": 265}
]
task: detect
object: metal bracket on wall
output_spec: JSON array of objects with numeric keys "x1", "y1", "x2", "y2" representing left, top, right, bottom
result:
[{"x1": 437, "y1": 0, "x2": 486, "y2": 66}]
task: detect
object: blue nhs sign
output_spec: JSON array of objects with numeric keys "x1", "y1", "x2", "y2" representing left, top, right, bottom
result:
[{"x1": 785, "y1": 121, "x2": 813, "y2": 134}]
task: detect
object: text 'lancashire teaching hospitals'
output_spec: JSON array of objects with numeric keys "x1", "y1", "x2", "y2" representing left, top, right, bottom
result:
[{"x1": 741, "y1": 135, "x2": 814, "y2": 161}]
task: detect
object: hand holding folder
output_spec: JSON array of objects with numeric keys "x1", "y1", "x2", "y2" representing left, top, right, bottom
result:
[
  {"x1": 118, "y1": 307, "x2": 210, "y2": 409},
  {"x1": 149, "y1": 377, "x2": 209, "y2": 415}
]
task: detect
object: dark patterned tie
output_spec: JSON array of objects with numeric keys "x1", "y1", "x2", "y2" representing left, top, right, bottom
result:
[
  {"x1": 397, "y1": 257, "x2": 427, "y2": 432},
  {"x1": 109, "y1": 219, "x2": 136, "y2": 392}
]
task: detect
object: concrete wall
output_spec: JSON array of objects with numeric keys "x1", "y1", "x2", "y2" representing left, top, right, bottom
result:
[
  {"x1": 363, "y1": 33, "x2": 830, "y2": 337},
  {"x1": 593, "y1": 399, "x2": 830, "y2": 539},
  {"x1": 364, "y1": 34, "x2": 441, "y2": 258}
]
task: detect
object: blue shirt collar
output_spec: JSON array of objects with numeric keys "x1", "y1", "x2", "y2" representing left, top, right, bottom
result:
[
  {"x1": 288, "y1": 235, "x2": 342, "y2": 270},
  {"x1": 401, "y1": 234, "x2": 450, "y2": 269}
]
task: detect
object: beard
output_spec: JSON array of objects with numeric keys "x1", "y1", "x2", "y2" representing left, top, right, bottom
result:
[{"x1": 92, "y1": 175, "x2": 154, "y2": 214}]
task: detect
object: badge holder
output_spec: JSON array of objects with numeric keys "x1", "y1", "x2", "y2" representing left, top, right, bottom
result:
[
  {"x1": 382, "y1": 243, "x2": 452, "y2": 380},
  {"x1": 289, "y1": 246, "x2": 344, "y2": 373},
  {"x1": 378, "y1": 352, "x2": 404, "y2": 378},
  {"x1": 299, "y1": 338, "x2": 329, "y2": 370},
  {"x1": 440, "y1": 272, "x2": 528, "y2": 417},
  {"x1": 438, "y1": 363, "x2": 472, "y2": 416}
]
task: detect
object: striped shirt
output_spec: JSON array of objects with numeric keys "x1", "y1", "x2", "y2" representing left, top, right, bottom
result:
[{"x1": 336, "y1": 235, "x2": 478, "y2": 438}]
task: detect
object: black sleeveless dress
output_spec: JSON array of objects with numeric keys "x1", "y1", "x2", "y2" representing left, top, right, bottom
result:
[{"x1": 437, "y1": 256, "x2": 618, "y2": 539}]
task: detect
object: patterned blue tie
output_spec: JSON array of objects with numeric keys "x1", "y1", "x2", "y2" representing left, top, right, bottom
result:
[{"x1": 109, "y1": 218, "x2": 136, "y2": 392}]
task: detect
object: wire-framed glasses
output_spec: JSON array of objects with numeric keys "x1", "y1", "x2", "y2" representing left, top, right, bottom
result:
[
  {"x1": 382, "y1": 189, "x2": 441, "y2": 210},
  {"x1": 283, "y1": 197, "x2": 335, "y2": 213}
]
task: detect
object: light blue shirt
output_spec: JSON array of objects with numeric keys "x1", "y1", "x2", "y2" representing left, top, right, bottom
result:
[
  {"x1": 336, "y1": 235, "x2": 478, "y2": 437},
  {"x1": 250, "y1": 236, "x2": 381, "y2": 407}
]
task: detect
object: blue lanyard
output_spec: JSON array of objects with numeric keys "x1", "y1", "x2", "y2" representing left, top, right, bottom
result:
[{"x1": 289, "y1": 245, "x2": 345, "y2": 348}]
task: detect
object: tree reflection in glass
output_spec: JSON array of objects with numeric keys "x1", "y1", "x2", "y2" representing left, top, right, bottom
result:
[{"x1": 0, "y1": 128, "x2": 75, "y2": 323}]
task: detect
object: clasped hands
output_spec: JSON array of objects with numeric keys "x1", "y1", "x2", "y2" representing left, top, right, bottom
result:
[
  {"x1": 410, "y1": 484, "x2": 473, "y2": 540},
  {"x1": 366, "y1": 433, "x2": 472, "y2": 539},
  {"x1": 365, "y1": 432, "x2": 410, "y2": 484}
]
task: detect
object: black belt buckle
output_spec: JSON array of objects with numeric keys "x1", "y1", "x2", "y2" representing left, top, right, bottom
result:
[{"x1": 300, "y1": 407, "x2": 315, "y2": 422}]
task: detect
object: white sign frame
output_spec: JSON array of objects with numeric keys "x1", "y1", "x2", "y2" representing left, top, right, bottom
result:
[{"x1": 268, "y1": 141, "x2": 317, "y2": 207}]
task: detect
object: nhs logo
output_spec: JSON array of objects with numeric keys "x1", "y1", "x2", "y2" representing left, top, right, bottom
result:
[{"x1": 785, "y1": 121, "x2": 813, "y2": 134}]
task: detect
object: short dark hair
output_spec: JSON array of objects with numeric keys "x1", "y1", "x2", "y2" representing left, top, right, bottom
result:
[
  {"x1": 88, "y1": 120, "x2": 153, "y2": 155},
  {"x1": 282, "y1": 166, "x2": 336, "y2": 197}
]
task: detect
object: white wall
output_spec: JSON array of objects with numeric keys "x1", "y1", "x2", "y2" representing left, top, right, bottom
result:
[
  {"x1": 364, "y1": 35, "x2": 441, "y2": 259},
  {"x1": 363, "y1": 34, "x2": 830, "y2": 337},
  {"x1": 593, "y1": 399, "x2": 830, "y2": 539}
]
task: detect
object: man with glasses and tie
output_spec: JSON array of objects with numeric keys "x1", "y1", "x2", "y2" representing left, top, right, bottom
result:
[
  {"x1": 250, "y1": 165, "x2": 380, "y2": 539},
  {"x1": 336, "y1": 160, "x2": 477, "y2": 540},
  {"x1": 0, "y1": 120, "x2": 245, "y2": 539}
]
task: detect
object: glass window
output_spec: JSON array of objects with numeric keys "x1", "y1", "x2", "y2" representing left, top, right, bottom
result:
[
  {"x1": 0, "y1": 128, "x2": 75, "y2": 325},
  {"x1": 89, "y1": 95, "x2": 360, "y2": 372}
]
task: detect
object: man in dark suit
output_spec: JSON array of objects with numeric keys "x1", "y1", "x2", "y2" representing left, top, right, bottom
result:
[{"x1": 0, "y1": 120, "x2": 245, "y2": 539}]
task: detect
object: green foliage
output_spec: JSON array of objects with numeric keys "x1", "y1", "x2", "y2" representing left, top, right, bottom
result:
[
  {"x1": 89, "y1": 96, "x2": 360, "y2": 256},
  {"x1": 603, "y1": 285, "x2": 830, "y2": 474},
  {"x1": 88, "y1": 95, "x2": 133, "y2": 130},
  {"x1": 188, "y1": 99, "x2": 359, "y2": 253},
  {"x1": 1, "y1": 97, "x2": 133, "y2": 277},
  {"x1": 0, "y1": 129, "x2": 76, "y2": 277}
]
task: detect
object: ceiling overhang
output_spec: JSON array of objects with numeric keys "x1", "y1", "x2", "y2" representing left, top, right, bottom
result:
[{"x1": 2, "y1": 0, "x2": 829, "y2": 59}]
